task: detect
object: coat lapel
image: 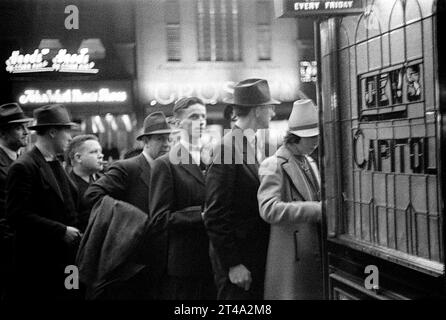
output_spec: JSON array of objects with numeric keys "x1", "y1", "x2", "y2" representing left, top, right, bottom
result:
[
  {"x1": 174, "y1": 144, "x2": 204, "y2": 185},
  {"x1": 31, "y1": 147, "x2": 64, "y2": 202},
  {"x1": 0, "y1": 148, "x2": 13, "y2": 179},
  {"x1": 137, "y1": 154, "x2": 151, "y2": 188},
  {"x1": 277, "y1": 146, "x2": 312, "y2": 201}
]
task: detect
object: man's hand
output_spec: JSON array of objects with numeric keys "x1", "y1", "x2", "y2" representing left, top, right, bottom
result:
[
  {"x1": 229, "y1": 264, "x2": 252, "y2": 291},
  {"x1": 64, "y1": 226, "x2": 81, "y2": 246}
]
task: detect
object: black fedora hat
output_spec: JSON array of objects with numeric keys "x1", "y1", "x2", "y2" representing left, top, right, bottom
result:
[
  {"x1": 136, "y1": 111, "x2": 179, "y2": 140},
  {"x1": 0, "y1": 103, "x2": 33, "y2": 127},
  {"x1": 224, "y1": 78, "x2": 280, "y2": 107},
  {"x1": 28, "y1": 104, "x2": 77, "y2": 129}
]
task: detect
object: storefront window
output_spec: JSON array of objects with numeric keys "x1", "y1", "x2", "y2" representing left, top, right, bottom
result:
[{"x1": 322, "y1": 0, "x2": 442, "y2": 273}]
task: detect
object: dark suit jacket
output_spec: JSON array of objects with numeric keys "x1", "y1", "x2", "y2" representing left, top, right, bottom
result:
[
  {"x1": 149, "y1": 143, "x2": 213, "y2": 278},
  {"x1": 84, "y1": 154, "x2": 151, "y2": 214},
  {"x1": 5, "y1": 146, "x2": 79, "y2": 298},
  {"x1": 69, "y1": 171, "x2": 102, "y2": 233},
  {"x1": 204, "y1": 127, "x2": 270, "y2": 292},
  {"x1": 0, "y1": 147, "x2": 15, "y2": 292},
  {"x1": 0, "y1": 148, "x2": 13, "y2": 220}
]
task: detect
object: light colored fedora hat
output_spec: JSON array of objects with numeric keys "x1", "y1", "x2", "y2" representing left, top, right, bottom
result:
[{"x1": 288, "y1": 99, "x2": 319, "y2": 137}]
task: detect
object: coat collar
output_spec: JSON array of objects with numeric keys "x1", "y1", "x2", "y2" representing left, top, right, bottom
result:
[
  {"x1": 170, "y1": 143, "x2": 204, "y2": 185},
  {"x1": 136, "y1": 153, "x2": 151, "y2": 188},
  {"x1": 30, "y1": 146, "x2": 70, "y2": 202},
  {"x1": 276, "y1": 145, "x2": 314, "y2": 201}
]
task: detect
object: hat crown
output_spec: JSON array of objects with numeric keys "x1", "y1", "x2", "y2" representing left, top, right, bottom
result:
[
  {"x1": 288, "y1": 99, "x2": 319, "y2": 137},
  {"x1": 0, "y1": 102, "x2": 32, "y2": 126},
  {"x1": 28, "y1": 104, "x2": 77, "y2": 129},
  {"x1": 142, "y1": 111, "x2": 170, "y2": 134},
  {"x1": 227, "y1": 78, "x2": 280, "y2": 107},
  {"x1": 34, "y1": 104, "x2": 71, "y2": 124}
]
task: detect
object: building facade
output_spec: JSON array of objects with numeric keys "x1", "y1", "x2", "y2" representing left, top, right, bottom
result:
[{"x1": 135, "y1": 0, "x2": 305, "y2": 139}]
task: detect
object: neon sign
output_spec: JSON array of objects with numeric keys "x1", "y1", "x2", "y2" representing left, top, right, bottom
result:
[
  {"x1": 5, "y1": 49, "x2": 52, "y2": 73},
  {"x1": 18, "y1": 88, "x2": 127, "y2": 104},
  {"x1": 5, "y1": 48, "x2": 98, "y2": 74}
]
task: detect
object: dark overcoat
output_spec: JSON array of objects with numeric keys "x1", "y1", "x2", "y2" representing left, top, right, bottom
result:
[
  {"x1": 84, "y1": 153, "x2": 158, "y2": 297},
  {"x1": 6, "y1": 146, "x2": 79, "y2": 299},
  {"x1": 0, "y1": 147, "x2": 13, "y2": 220},
  {"x1": 0, "y1": 147, "x2": 14, "y2": 299},
  {"x1": 203, "y1": 127, "x2": 270, "y2": 300},
  {"x1": 148, "y1": 143, "x2": 214, "y2": 298}
]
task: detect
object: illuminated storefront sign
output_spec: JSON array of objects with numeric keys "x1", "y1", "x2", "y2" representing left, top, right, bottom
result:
[
  {"x1": 358, "y1": 63, "x2": 422, "y2": 121},
  {"x1": 5, "y1": 48, "x2": 98, "y2": 74},
  {"x1": 148, "y1": 80, "x2": 298, "y2": 105},
  {"x1": 274, "y1": 0, "x2": 364, "y2": 17},
  {"x1": 18, "y1": 88, "x2": 127, "y2": 104},
  {"x1": 352, "y1": 129, "x2": 437, "y2": 175},
  {"x1": 300, "y1": 61, "x2": 317, "y2": 83}
]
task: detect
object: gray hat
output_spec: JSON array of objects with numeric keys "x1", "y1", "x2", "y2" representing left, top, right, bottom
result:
[
  {"x1": 136, "y1": 111, "x2": 179, "y2": 140},
  {"x1": 0, "y1": 103, "x2": 33, "y2": 127},
  {"x1": 224, "y1": 78, "x2": 280, "y2": 107},
  {"x1": 28, "y1": 104, "x2": 77, "y2": 129}
]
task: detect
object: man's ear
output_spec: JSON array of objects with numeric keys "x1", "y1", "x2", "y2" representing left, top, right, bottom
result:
[
  {"x1": 48, "y1": 128, "x2": 57, "y2": 138},
  {"x1": 74, "y1": 152, "x2": 82, "y2": 163}
]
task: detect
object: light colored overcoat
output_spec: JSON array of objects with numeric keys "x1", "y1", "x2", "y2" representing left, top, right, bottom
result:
[{"x1": 258, "y1": 145, "x2": 323, "y2": 300}]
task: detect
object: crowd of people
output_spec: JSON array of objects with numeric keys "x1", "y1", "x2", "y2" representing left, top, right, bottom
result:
[{"x1": 0, "y1": 78, "x2": 323, "y2": 301}]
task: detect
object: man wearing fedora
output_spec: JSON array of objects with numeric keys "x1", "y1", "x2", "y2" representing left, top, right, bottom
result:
[
  {"x1": 204, "y1": 78, "x2": 278, "y2": 300},
  {"x1": 84, "y1": 111, "x2": 176, "y2": 299},
  {"x1": 149, "y1": 97, "x2": 215, "y2": 299},
  {"x1": 257, "y1": 99, "x2": 323, "y2": 300},
  {"x1": 6, "y1": 104, "x2": 81, "y2": 300},
  {"x1": 0, "y1": 102, "x2": 33, "y2": 300}
]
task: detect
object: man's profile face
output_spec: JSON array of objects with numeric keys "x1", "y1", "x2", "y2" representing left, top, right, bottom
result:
[
  {"x1": 145, "y1": 133, "x2": 171, "y2": 159},
  {"x1": 52, "y1": 127, "x2": 72, "y2": 154},
  {"x1": 177, "y1": 103, "x2": 207, "y2": 142},
  {"x1": 256, "y1": 105, "x2": 276, "y2": 129},
  {"x1": 2, "y1": 123, "x2": 29, "y2": 150},
  {"x1": 76, "y1": 139, "x2": 104, "y2": 172},
  {"x1": 298, "y1": 135, "x2": 319, "y2": 155}
]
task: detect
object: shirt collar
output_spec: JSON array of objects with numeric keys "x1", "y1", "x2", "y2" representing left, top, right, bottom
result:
[{"x1": 0, "y1": 144, "x2": 18, "y2": 161}]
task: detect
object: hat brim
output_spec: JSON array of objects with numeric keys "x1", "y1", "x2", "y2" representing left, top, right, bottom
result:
[
  {"x1": 28, "y1": 122, "x2": 79, "y2": 130},
  {"x1": 136, "y1": 128, "x2": 180, "y2": 140},
  {"x1": 2, "y1": 117, "x2": 34, "y2": 125},
  {"x1": 290, "y1": 127, "x2": 319, "y2": 137},
  {"x1": 223, "y1": 97, "x2": 281, "y2": 106}
]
